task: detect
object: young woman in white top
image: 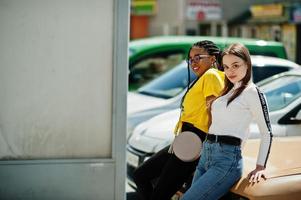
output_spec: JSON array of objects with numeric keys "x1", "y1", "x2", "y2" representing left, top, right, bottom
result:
[{"x1": 181, "y1": 43, "x2": 273, "y2": 200}]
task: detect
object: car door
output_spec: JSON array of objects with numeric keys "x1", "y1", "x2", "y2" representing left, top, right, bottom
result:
[{"x1": 278, "y1": 102, "x2": 301, "y2": 136}]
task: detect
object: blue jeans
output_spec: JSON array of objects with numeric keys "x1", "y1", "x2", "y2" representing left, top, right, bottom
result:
[{"x1": 181, "y1": 140, "x2": 243, "y2": 200}]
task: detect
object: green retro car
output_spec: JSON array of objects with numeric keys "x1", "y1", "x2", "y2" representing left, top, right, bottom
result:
[{"x1": 129, "y1": 36, "x2": 287, "y2": 90}]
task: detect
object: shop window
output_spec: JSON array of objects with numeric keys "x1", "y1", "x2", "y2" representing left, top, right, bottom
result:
[
  {"x1": 199, "y1": 24, "x2": 211, "y2": 36},
  {"x1": 186, "y1": 28, "x2": 197, "y2": 36},
  {"x1": 216, "y1": 24, "x2": 222, "y2": 36},
  {"x1": 251, "y1": 27, "x2": 257, "y2": 38},
  {"x1": 272, "y1": 26, "x2": 281, "y2": 42},
  {"x1": 237, "y1": 27, "x2": 242, "y2": 37}
]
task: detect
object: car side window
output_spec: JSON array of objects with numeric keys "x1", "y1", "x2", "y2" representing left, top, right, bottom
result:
[
  {"x1": 252, "y1": 66, "x2": 291, "y2": 83},
  {"x1": 261, "y1": 76, "x2": 301, "y2": 112},
  {"x1": 129, "y1": 52, "x2": 184, "y2": 91}
]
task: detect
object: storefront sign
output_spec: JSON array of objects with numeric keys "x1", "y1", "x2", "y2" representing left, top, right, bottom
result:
[
  {"x1": 131, "y1": 0, "x2": 157, "y2": 16},
  {"x1": 250, "y1": 4, "x2": 283, "y2": 18},
  {"x1": 186, "y1": 0, "x2": 222, "y2": 21},
  {"x1": 291, "y1": 5, "x2": 301, "y2": 23}
]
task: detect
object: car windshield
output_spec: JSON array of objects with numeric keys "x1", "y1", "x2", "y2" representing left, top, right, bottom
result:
[
  {"x1": 261, "y1": 75, "x2": 301, "y2": 112},
  {"x1": 137, "y1": 61, "x2": 197, "y2": 99}
]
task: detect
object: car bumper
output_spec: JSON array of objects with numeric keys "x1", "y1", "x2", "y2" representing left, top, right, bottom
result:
[{"x1": 126, "y1": 145, "x2": 153, "y2": 187}]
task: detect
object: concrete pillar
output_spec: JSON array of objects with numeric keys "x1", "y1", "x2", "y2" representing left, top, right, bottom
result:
[{"x1": 222, "y1": 21, "x2": 228, "y2": 37}]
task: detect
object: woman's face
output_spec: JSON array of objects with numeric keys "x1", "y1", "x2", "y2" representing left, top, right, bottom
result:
[
  {"x1": 188, "y1": 47, "x2": 215, "y2": 77},
  {"x1": 222, "y1": 54, "x2": 248, "y2": 84}
]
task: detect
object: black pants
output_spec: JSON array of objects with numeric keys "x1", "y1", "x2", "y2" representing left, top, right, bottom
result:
[{"x1": 133, "y1": 123, "x2": 206, "y2": 200}]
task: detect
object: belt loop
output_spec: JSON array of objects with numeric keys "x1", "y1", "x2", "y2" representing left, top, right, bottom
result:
[{"x1": 215, "y1": 135, "x2": 218, "y2": 143}]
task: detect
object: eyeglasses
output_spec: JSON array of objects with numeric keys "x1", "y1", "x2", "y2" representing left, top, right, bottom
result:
[{"x1": 187, "y1": 55, "x2": 210, "y2": 65}]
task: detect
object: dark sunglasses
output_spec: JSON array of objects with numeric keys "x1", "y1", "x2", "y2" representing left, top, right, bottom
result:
[{"x1": 187, "y1": 55, "x2": 210, "y2": 65}]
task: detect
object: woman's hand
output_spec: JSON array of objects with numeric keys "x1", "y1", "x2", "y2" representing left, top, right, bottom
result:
[{"x1": 248, "y1": 165, "x2": 266, "y2": 183}]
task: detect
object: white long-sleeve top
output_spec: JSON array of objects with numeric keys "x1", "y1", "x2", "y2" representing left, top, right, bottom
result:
[{"x1": 209, "y1": 82, "x2": 273, "y2": 167}]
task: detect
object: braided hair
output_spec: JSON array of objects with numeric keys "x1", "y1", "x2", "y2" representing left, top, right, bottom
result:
[
  {"x1": 189, "y1": 40, "x2": 222, "y2": 68},
  {"x1": 185, "y1": 40, "x2": 222, "y2": 92}
]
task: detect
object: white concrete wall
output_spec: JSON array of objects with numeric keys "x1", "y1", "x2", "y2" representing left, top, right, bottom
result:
[
  {"x1": 0, "y1": 0, "x2": 113, "y2": 159},
  {"x1": 0, "y1": 0, "x2": 129, "y2": 199}
]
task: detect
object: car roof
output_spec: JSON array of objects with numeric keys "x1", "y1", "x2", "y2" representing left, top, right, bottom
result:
[
  {"x1": 250, "y1": 55, "x2": 301, "y2": 68},
  {"x1": 129, "y1": 36, "x2": 283, "y2": 49},
  {"x1": 169, "y1": 56, "x2": 300, "y2": 70},
  {"x1": 129, "y1": 36, "x2": 287, "y2": 59},
  {"x1": 282, "y1": 67, "x2": 301, "y2": 75}
]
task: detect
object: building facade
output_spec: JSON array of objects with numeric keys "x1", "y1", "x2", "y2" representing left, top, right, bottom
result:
[
  {"x1": 229, "y1": 2, "x2": 301, "y2": 63},
  {"x1": 130, "y1": 0, "x2": 301, "y2": 63}
]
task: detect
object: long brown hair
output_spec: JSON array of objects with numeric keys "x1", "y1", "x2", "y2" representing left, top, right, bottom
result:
[{"x1": 220, "y1": 43, "x2": 252, "y2": 105}]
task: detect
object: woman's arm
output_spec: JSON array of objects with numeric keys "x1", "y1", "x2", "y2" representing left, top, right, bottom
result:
[
  {"x1": 202, "y1": 70, "x2": 224, "y2": 128},
  {"x1": 206, "y1": 95, "x2": 216, "y2": 128},
  {"x1": 246, "y1": 86, "x2": 273, "y2": 182}
]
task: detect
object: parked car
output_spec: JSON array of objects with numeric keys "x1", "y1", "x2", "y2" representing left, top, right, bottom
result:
[
  {"x1": 129, "y1": 36, "x2": 287, "y2": 90},
  {"x1": 127, "y1": 69, "x2": 301, "y2": 194},
  {"x1": 228, "y1": 136, "x2": 301, "y2": 200},
  {"x1": 128, "y1": 56, "x2": 300, "y2": 138},
  {"x1": 176, "y1": 136, "x2": 301, "y2": 200}
]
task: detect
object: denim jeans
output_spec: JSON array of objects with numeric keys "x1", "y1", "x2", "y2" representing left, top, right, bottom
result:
[{"x1": 181, "y1": 140, "x2": 243, "y2": 200}]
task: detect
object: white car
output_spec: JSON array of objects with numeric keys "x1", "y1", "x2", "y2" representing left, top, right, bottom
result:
[
  {"x1": 127, "y1": 69, "x2": 301, "y2": 187},
  {"x1": 127, "y1": 56, "x2": 300, "y2": 138}
]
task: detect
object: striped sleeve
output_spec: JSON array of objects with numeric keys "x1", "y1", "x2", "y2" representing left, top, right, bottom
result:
[{"x1": 246, "y1": 86, "x2": 273, "y2": 167}]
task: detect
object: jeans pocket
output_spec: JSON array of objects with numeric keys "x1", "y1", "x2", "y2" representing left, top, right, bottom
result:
[{"x1": 219, "y1": 143, "x2": 237, "y2": 157}]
